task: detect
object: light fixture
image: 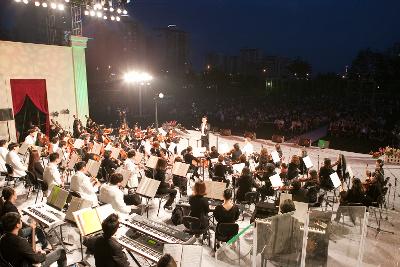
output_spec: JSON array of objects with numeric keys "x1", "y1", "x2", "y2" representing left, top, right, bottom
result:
[
  {"x1": 34, "y1": 1, "x2": 40, "y2": 6},
  {"x1": 110, "y1": 16, "x2": 115, "y2": 21},
  {"x1": 84, "y1": 10, "x2": 89, "y2": 15},
  {"x1": 103, "y1": 15, "x2": 107, "y2": 20},
  {"x1": 109, "y1": 7, "x2": 114, "y2": 12},
  {"x1": 42, "y1": 2, "x2": 47, "y2": 7},
  {"x1": 116, "y1": 16, "x2": 120, "y2": 21},
  {"x1": 158, "y1": 93, "x2": 164, "y2": 99},
  {"x1": 23, "y1": 0, "x2": 29, "y2": 4},
  {"x1": 123, "y1": 9, "x2": 128, "y2": 15},
  {"x1": 103, "y1": 7, "x2": 108, "y2": 10},
  {"x1": 117, "y1": 8, "x2": 121, "y2": 14},
  {"x1": 57, "y1": 3, "x2": 64, "y2": 10},
  {"x1": 96, "y1": 11, "x2": 102, "y2": 17},
  {"x1": 90, "y1": 10, "x2": 96, "y2": 16},
  {"x1": 15, "y1": 0, "x2": 22, "y2": 3},
  {"x1": 64, "y1": 0, "x2": 69, "y2": 2},
  {"x1": 50, "y1": 2, "x2": 57, "y2": 9}
]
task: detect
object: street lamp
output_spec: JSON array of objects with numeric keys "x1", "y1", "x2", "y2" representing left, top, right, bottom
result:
[
  {"x1": 124, "y1": 71, "x2": 153, "y2": 117},
  {"x1": 155, "y1": 93, "x2": 164, "y2": 131}
]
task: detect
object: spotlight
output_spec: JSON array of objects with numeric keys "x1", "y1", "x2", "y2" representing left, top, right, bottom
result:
[
  {"x1": 15, "y1": 0, "x2": 22, "y2": 3},
  {"x1": 64, "y1": 0, "x2": 69, "y2": 2},
  {"x1": 109, "y1": 7, "x2": 114, "y2": 12},
  {"x1": 158, "y1": 93, "x2": 164, "y2": 99},
  {"x1": 96, "y1": 11, "x2": 102, "y2": 18},
  {"x1": 23, "y1": 0, "x2": 29, "y2": 4},
  {"x1": 103, "y1": 15, "x2": 107, "y2": 20},
  {"x1": 116, "y1": 16, "x2": 120, "y2": 21},
  {"x1": 103, "y1": 7, "x2": 108, "y2": 11},
  {"x1": 42, "y1": 2, "x2": 47, "y2": 7},
  {"x1": 110, "y1": 16, "x2": 115, "y2": 21},
  {"x1": 57, "y1": 3, "x2": 64, "y2": 10},
  {"x1": 117, "y1": 8, "x2": 121, "y2": 14},
  {"x1": 90, "y1": 10, "x2": 95, "y2": 16},
  {"x1": 50, "y1": 2, "x2": 57, "y2": 9},
  {"x1": 84, "y1": 10, "x2": 89, "y2": 15},
  {"x1": 94, "y1": 3, "x2": 102, "y2": 10},
  {"x1": 122, "y1": 9, "x2": 128, "y2": 15},
  {"x1": 34, "y1": 1, "x2": 40, "y2": 6}
]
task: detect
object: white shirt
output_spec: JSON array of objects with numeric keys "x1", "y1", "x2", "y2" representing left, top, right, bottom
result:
[
  {"x1": 201, "y1": 123, "x2": 206, "y2": 136},
  {"x1": 43, "y1": 162, "x2": 62, "y2": 193},
  {"x1": 5, "y1": 150, "x2": 27, "y2": 177},
  {"x1": 56, "y1": 147, "x2": 69, "y2": 168},
  {"x1": 24, "y1": 135, "x2": 36, "y2": 146},
  {"x1": 242, "y1": 142, "x2": 254, "y2": 156},
  {"x1": 99, "y1": 183, "x2": 131, "y2": 214},
  {"x1": 0, "y1": 147, "x2": 8, "y2": 173},
  {"x1": 70, "y1": 171, "x2": 98, "y2": 206},
  {"x1": 123, "y1": 158, "x2": 139, "y2": 188}
]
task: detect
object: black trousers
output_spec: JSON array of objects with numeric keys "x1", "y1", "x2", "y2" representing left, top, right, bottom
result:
[
  {"x1": 157, "y1": 187, "x2": 177, "y2": 206},
  {"x1": 201, "y1": 135, "x2": 209, "y2": 150}
]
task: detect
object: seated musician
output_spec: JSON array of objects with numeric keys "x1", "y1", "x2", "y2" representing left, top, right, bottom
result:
[
  {"x1": 236, "y1": 167, "x2": 257, "y2": 202},
  {"x1": 290, "y1": 181, "x2": 309, "y2": 203},
  {"x1": 213, "y1": 189, "x2": 240, "y2": 228},
  {"x1": 335, "y1": 178, "x2": 367, "y2": 222},
  {"x1": 365, "y1": 172, "x2": 383, "y2": 205},
  {"x1": 208, "y1": 146, "x2": 220, "y2": 159},
  {"x1": 6, "y1": 142, "x2": 27, "y2": 179},
  {"x1": 238, "y1": 154, "x2": 250, "y2": 167},
  {"x1": 84, "y1": 213, "x2": 129, "y2": 267},
  {"x1": 230, "y1": 143, "x2": 242, "y2": 163},
  {"x1": 154, "y1": 159, "x2": 177, "y2": 210},
  {"x1": 99, "y1": 173, "x2": 142, "y2": 215},
  {"x1": 101, "y1": 150, "x2": 119, "y2": 176},
  {"x1": 275, "y1": 144, "x2": 283, "y2": 158},
  {"x1": 70, "y1": 161, "x2": 99, "y2": 206},
  {"x1": 56, "y1": 140, "x2": 69, "y2": 169},
  {"x1": 0, "y1": 139, "x2": 8, "y2": 173},
  {"x1": 150, "y1": 141, "x2": 163, "y2": 157},
  {"x1": 0, "y1": 212, "x2": 67, "y2": 267},
  {"x1": 0, "y1": 187, "x2": 48, "y2": 249},
  {"x1": 212, "y1": 155, "x2": 231, "y2": 186},
  {"x1": 27, "y1": 149, "x2": 44, "y2": 180},
  {"x1": 256, "y1": 163, "x2": 275, "y2": 201},
  {"x1": 49, "y1": 136, "x2": 59, "y2": 154},
  {"x1": 279, "y1": 163, "x2": 288, "y2": 182},
  {"x1": 304, "y1": 170, "x2": 320, "y2": 204},
  {"x1": 157, "y1": 254, "x2": 178, "y2": 267},
  {"x1": 287, "y1": 155, "x2": 301, "y2": 181},
  {"x1": 299, "y1": 150, "x2": 308, "y2": 175},
  {"x1": 43, "y1": 152, "x2": 64, "y2": 193},
  {"x1": 189, "y1": 181, "x2": 209, "y2": 230},
  {"x1": 319, "y1": 158, "x2": 335, "y2": 191},
  {"x1": 374, "y1": 159, "x2": 385, "y2": 185},
  {"x1": 123, "y1": 150, "x2": 139, "y2": 188},
  {"x1": 183, "y1": 146, "x2": 200, "y2": 178},
  {"x1": 172, "y1": 157, "x2": 188, "y2": 195}
]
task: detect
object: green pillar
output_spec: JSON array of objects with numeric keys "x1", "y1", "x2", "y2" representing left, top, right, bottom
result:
[{"x1": 70, "y1": 35, "x2": 89, "y2": 121}]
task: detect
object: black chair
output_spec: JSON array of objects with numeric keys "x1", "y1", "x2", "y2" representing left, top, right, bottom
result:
[
  {"x1": 25, "y1": 171, "x2": 38, "y2": 200},
  {"x1": 154, "y1": 193, "x2": 170, "y2": 216},
  {"x1": 238, "y1": 191, "x2": 259, "y2": 221},
  {"x1": 5, "y1": 163, "x2": 21, "y2": 187},
  {"x1": 183, "y1": 216, "x2": 210, "y2": 245},
  {"x1": 214, "y1": 223, "x2": 239, "y2": 251}
]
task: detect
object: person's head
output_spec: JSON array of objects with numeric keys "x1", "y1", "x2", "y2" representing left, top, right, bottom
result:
[
  {"x1": 102, "y1": 213, "x2": 119, "y2": 239},
  {"x1": 351, "y1": 178, "x2": 362, "y2": 193},
  {"x1": 75, "y1": 161, "x2": 86, "y2": 172},
  {"x1": 366, "y1": 170, "x2": 372, "y2": 177},
  {"x1": 260, "y1": 148, "x2": 268, "y2": 157},
  {"x1": 8, "y1": 142, "x2": 19, "y2": 151},
  {"x1": 280, "y1": 199, "x2": 296, "y2": 214},
  {"x1": 323, "y1": 158, "x2": 331, "y2": 167},
  {"x1": 376, "y1": 159, "x2": 384, "y2": 169},
  {"x1": 291, "y1": 155, "x2": 300, "y2": 165},
  {"x1": 1, "y1": 212, "x2": 22, "y2": 233},
  {"x1": 275, "y1": 144, "x2": 281, "y2": 151},
  {"x1": 28, "y1": 129, "x2": 36, "y2": 137},
  {"x1": 301, "y1": 149, "x2": 307, "y2": 157},
  {"x1": 156, "y1": 254, "x2": 177, "y2": 267},
  {"x1": 156, "y1": 158, "x2": 167, "y2": 171},
  {"x1": 280, "y1": 163, "x2": 288, "y2": 173},
  {"x1": 49, "y1": 152, "x2": 60, "y2": 163},
  {"x1": 218, "y1": 155, "x2": 224, "y2": 163},
  {"x1": 241, "y1": 166, "x2": 251, "y2": 176},
  {"x1": 309, "y1": 169, "x2": 318, "y2": 180},
  {"x1": 202, "y1": 116, "x2": 207, "y2": 124},
  {"x1": 211, "y1": 146, "x2": 217, "y2": 153},
  {"x1": 153, "y1": 141, "x2": 160, "y2": 148},
  {"x1": 29, "y1": 149, "x2": 40, "y2": 164},
  {"x1": 104, "y1": 150, "x2": 112, "y2": 159},
  {"x1": 51, "y1": 137, "x2": 59, "y2": 145},
  {"x1": 59, "y1": 140, "x2": 67, "y2": 149},
  {"x1": 110, "y1": 173, "x2": 123, "y2": 186},
  {"x1": 233, "y1": 143, "x2": 240, "y2": 151},
  {"x1": 223, "y1": 189, "x2": 233, "y2": 201},
  {"x1": 266, "y1": 163, "x2": 275, "y2": 173},
  {"x1": 174, "y1": 156, "x2": 183, "y2": 163},
  {"x1": 0, "y1": 139, "x2": 7, "y2": 148},
  {"x1": 193, "y1": 181, "x2": 207, "y2": 196},
  {"x1": 292, "y1": 181, "x2": 301, "y2": 190},
  {"x1": 239, "y1": 154, "x2": 247, "y2": 163},
  {"x1": 2, "y1": 187, "x2": 17, "y2": 203},
  {"x1": 127, "y1": 150, "x2": 136, "y2": 159},
  {"x1": 187, "y1": 146, "x2": 193, "y2": 153}
]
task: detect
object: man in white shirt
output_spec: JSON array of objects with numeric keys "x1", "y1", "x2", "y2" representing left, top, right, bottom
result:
[
  {"x1": 24, "y1": 129, "x2": 37, "y2": 146},
  {"x1": 99, "y1": 173, "x2": 141, "y2": 215},
  {"x1": 43, "y1": 152, "x2": 63, "y2": 194},
  {"x1": 70, "y1": 161, "x2": 99, "y2": 207},
  {"x1": 200, "y1": 116, "x2": 210, "y2": 150},
  {"x1": 56, "y1": 140, "x2": 69, "y2": 169},
  {"x1": 123, "y1": 150, "x2": 138, "y2": 188},
  {"x1": 5, "y1": 143, "x2": 27, "y2": 178},
  {"x1": 0, "y1": 140, "x2": 8, "y2": 173}
]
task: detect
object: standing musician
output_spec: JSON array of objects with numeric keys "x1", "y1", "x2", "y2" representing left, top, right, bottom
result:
[
  {"x1": 73, "y1": 115, "x2": 83, "y2": 138},
  {"x1": 183, "y1": 146, "x2": 200, "y2": 178},
  {"x1": 319, "y1": 158, "x2": 336, "y2": 191},
  {"x1": 200, "y1": 116, "x2": 210, "y2": 150},
  {"x1": 287, "y1": 155, "x2": 301, "y2": 181}
]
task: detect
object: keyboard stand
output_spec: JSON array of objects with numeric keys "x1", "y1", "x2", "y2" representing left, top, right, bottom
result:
[{"x1": 127, "y1": 250, "x2": 142, "y2": 267}]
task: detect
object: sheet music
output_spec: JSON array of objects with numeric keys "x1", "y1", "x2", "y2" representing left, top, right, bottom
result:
[
  {"x1": 193, "y1": 147, "x2": 206, "y2": 157},
  {"x1": 90, "y1": 142, "x2": 102, "y2": 155},
  {"x1": 232, "y1": 163, "x2": 245, "y2": 173},
  {"x1": 73, "y1": 208, "x2": 102, "y2": 236},
  {"x1": 172, "y1": 162, "x2": 190, "y2": 177},
  {"x1": 160, "y1": 142, "x2": 167, "y2": 150},
  {"x1": 87, "y1": 159, "x2": 101, "y2": 177},
  {"x1": 110, "y1": 147, "x2": 121, "y2": 159},
  {"x1": 96, "y1": 204, "x2": 115, "y2": 222},
  {"x1": 293, "y1": 201, "x2": 308, "y2": 224},
  {"x1": 65, "y1": 196, "x2": 92, "y2": 222},
  {"x1": 136, "y1": 177, "x2": 161, "y2": 198},
  {"x1": 204, "y1": 180, "x2": 226, "y2": 200},
  {"x1": 271, "y1": 150, "x2": 280, "y2": 163},
  {"x1": 330, "y1": 172, "x2": 341, "y2": 188},
  {"x1": 218, "y1": 143, "x2": 229, "y2": 154},
  {"x1": 158, "y1": 128, "x2": 167, "y2": 136},
  {"x1": 302, "y1": 156, "x2": 313, "y2": 169},
  {"x1": 47, "y1": 186, "x2": 69, "y2": 210},
  {"x1": 168, "y1": 143, "x2": 177, "y2": 153},
  {"x1": 210, "y1": 158, "x2": 218, "y2": 164},
  {"x1": 116, "y1": 167, "x2": 132, "y2": 188},
  {"x1": 163, "y1": 244, "x2": 183, "y2": 267},
  {"x1": 73, "y1": 139, "x2": 84, "y2": 149},
  {"x1": 146, "y1": 156, "x2": 159, "y2": 169},
  {"x1": 269, "y1": 173, "x2": 283, "y2": 188},
  {"x1": 104, "y1": 143, "x2": 112, "y2": 151},
  {"x1": 181, "y1": 245, "x2": 203, "y2": 267},
  {"x1": 67, "y1": 152, "x2": 79, "y2": 170},
  {"x1": 18, "y1": 142, "x2": 30, "y2": 155},
  {"x1": 134, "y1": 152, "x2": 143, "y2": 164}
]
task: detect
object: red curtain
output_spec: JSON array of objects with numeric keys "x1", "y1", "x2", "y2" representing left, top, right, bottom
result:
[{"x1": 10, "y1": 79, "x2": 50, "y2": 135}]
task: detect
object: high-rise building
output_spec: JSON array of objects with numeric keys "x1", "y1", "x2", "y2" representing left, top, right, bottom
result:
[
  {"x1": 262, "y1": 56, "x2": 291, "y2": 79},
  {"x1": 239, "y1": 48, "x2": 262, "y2": 75}
]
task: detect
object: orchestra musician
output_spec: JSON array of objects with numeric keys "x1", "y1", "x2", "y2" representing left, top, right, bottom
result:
[
  {"x1": 0, "y1": 139, "x2": 7, "y2": 173},
  {"x1": 6, "y1": 142, "x2": 27, "y2": 179},
  {"x1": 83, "y1": 213, "x2": 129, "y2": 267},
  {"x1": 24, "y1": 128, "x2": 37, "y2": 146},
  {"x1": 364, "y1": 171, "x2": 383, "y2": 205},
  {"x1": 183, "y1": 146, "x2": 200, "y2": 178},
  {"x1": 43, "y1": 152, "x2": 64, "y2": 193},
  {"x1": 319, "y1": 158, "x2": 335, "y2": 191},
  {"x1": 27, "y1": 149, "x2": 44, "y2": 181},
  {"x1": 154, "y1": 159, "x2": 177, "y2": 210},
  {"x1": 208, "y1": 146, "x2": 220, "y2": 159},
  {"x1": 200, "y1": 116, "x2": 210, "y2": 150},
  {"x1": 335, "y1": 178, "x2": 367, "y2": 222},
  {"x1": 290, "y1": 181, "x2": 309, "y2": 203},
  {"x1": 304, "y1": 170, "x2": 320, "y2": 204},
  {"x1": 235, "y1": 167, "x2": 258, "y2": 202},
  {"x1": 123, "y1": 150, "x2": 139, "y2": 188},
  {"x1": 101, "y1": 150, "x2": 120, "y2": 177},
  {"x1": 73, "y1": 115, "x2": 83, "y2": 138},
  {"x1": 230, "y1": 143, "x2": 242, "y2": 163},
  {"x1": 213, "y1": 189, "x2": 240, "y2": 229},
  {"x1": 189, "y1": 181, "x2": 209, "y2": 230},
  {"x1": 212, "y1": 155, "x2": 231, "y2": 186},
  {"x1": 0, "y1": 212, "x2": 67, "y2": 267},
  {"x1": 287, "y1": 155, "x2": 301, "y2": 181},
  {"x1": 172, "y1": 157, "x2": 188, "y2": 195},
  {"x1": 70, "y1": 161, "x2": 99, "y2": 207},
  {"x1": 255, "y1": 163, "x2": 275, "y2": 201}
]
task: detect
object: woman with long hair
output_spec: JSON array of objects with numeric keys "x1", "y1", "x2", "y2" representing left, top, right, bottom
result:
[{"x1": 28, "y1": 149, "x2": 44, "y2": 180}]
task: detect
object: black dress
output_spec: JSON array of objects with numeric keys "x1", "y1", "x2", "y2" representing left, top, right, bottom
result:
[
  {"x1": 236, "y1": 174, "x2": 254, "y2": 202},
  {"x1": 213, "y1": 204, "x2": 240, "y2": 227},
  {"x1": 154, "y1": 169, "x2": 177, "y2": 207},
  {"x1": 189, "y1": 195, "x2": 209, "y2": 228}
]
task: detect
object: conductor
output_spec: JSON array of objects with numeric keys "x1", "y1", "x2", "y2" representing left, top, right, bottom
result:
[{"x1": 200, "y1": 116, "x2": 210, "y2": 150}]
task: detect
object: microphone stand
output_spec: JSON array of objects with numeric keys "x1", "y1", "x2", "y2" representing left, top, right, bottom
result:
[{"x1": 392, "y1": 177, "x2": 397, "y2": 211}]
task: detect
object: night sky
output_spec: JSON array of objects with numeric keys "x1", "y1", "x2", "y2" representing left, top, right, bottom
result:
[{"x1": 129, "y1": 0, "x2": 400, "y2": 73}]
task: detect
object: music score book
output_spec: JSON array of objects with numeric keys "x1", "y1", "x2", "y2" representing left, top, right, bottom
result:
[
  {"x1": 232, "y1": 163, "x2": 245, "y2": 173},
  {"x1": 67, "y1": 152, "x2": 80, "y2": 170},
  {"x1": 73, "y1": 139, "x2": 85, "y2": 149},
  {"x1": 73, "y1": 204, "x2": 115, "y2": 236},
  {"x1": 90, "y1": 142, "x2": 102, "y2": 155},
  {"x1": 110, "y1": 147, "x2": 121, "y2": 160},
  {"x1": 172, "y1": 162, "x2": 190, "y2": 177},
  {"x1": 18, "y1": 142, "x2": 31, "y2": 155},
  {"x1": 47, "y1": 185, "x2": 69, "y2": 211},
  {"x1": 329, "y1": 172, "x2": 341, "y2": 188},
  {"x1": 218, "y1": 143, "x2": 229, "y2": 154},
  {"x1": 168, "y1": 143, "x2": 177, "y2": 153},
  {"x1": 163, "y1": 244, "x2": 203, "y2": 267},
  {"x1": 87, "y1": 159, "x2": 101, "y2": 177},
  {"x1": 293, "y1": 201, "x2": 308, "y2": 224},
  {"x1": 136, "y1": 177, "x2": 161, "y2": 198},
  {"x1": 269, "y1": 173, "x2": 284, "y2": 188},
  {"x1": 115, "y1": 167, "x2": 133, "y2": 188},
  {"x1": 204, "y1": 180, "x2": 226, "y2": 201},
  {"x1": 146, "y1": 156, "x2": 159, "y2": 169},
  {"x1": 65, "y1": 196, "x2": 92, "y2": 222},
  {"x1": 302, "y1": 156, "x2": 313, "y2": 169},
  {"x1": 193, "y1": 147, "x2": 206, "y2": 158},
  {"x1": 271, "y1": 150, "x2": 280, "y2": 163}
]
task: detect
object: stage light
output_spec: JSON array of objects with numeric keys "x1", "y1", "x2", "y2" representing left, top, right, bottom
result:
[
  {"x1": 124, "y1": 71, "x2": 153, "y2": 83},
  {"x1": 90, "y1": 10, "x2": 96, "y2": 16},
  {"x1": 42, "y1": 2, "x2": 47, "y2": 7},
  {"x1": 64, "y1": 0, "x2": 69, "y2": 2},
  {"x1": 103, "y1": 15, "x2": 107, "y2": 20},
  {"x1": 123, "y1": 9, "x2": 128, "y2": 15},
  {"x1": 109, "y1": 7, "x2": 114, "y2": 12},
  {"x1": 23, "y1": 0, "x2": 29, "y2": 4},
  {"x1": 57, "y1": 3, "x2": 64, "y2": 10},
  {"x1": 117, "y1": 8, "x2": 121, "y2": 14},
  {"x1": 15, "y1": 0, "x2": 22, "y2": 3},
  {"x1": 94, "y1": 3, "x2": 102, "y2": 10},
  {"x1": 111, "y1": 15, "x2": 115, "y2": 21},
  {"x1": 96, "y1": 11, "x2": 102, "y2": 18},
  {"x1": 103, "y1": 7, "x2": 108, "y2": 11},
  {"x1": 50, "y1": 2, "x2": 57, "y2": 9},
  {"x1": 34, "y1": 1, "x2": 40, "y2": 6},
  {"x1": 158, "y1": 93, "x2": 164, "y2": 99},
  {"x1": 116, "y1": 16, "x2": 120, "y2": 21},
  {"x1": 84, "y1": 10, "x2": 89, "y2": 15}
]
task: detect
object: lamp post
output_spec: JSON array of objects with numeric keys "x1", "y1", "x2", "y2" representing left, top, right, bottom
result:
[
  {"x1": 155, "y1": 93, "x2": 164, "y2": 131},
  {"x1": 123, "y1": 71, "x2": 153, "y2": 117}
]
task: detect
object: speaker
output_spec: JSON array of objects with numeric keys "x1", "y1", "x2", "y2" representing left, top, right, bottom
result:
[
  {"x1": 272, "y1": 135, "x2": 284, "y2": 143},
  {"x1": 298, "y1": 138, "x2": 311, "y2": 147},
  {"x1": 244, "y1": 131, "x2": 256, "y2": 140},
  {"x1": 220, "y1": 129, "x2": 231, "y2": 136},
  {"x1": 0, "y1": 109, "x2": 13, "y2": 121}
]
